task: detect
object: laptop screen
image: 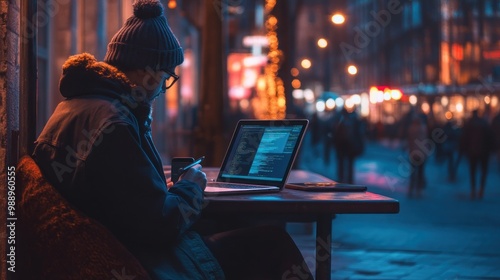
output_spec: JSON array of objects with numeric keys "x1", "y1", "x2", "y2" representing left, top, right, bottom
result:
[{"x1": 217, "y1": 119, "x2": 308, "y2": 186}]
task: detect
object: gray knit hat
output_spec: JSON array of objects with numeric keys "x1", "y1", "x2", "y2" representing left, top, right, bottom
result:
[{"x1": 104, "y1": 0, "x2": 184, "y2": 71}]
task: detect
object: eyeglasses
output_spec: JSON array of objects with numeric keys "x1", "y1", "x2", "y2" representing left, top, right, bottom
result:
[{"x1": 162, "y1": 69, "x2": 179, "y2": 91}]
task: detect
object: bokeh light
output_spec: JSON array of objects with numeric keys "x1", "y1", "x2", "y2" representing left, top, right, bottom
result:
[
  {"x1": 291, "y1": 79, "x2": 301, "y2": 89},
  {"x1": 317, "y1": 38, "x2": 328, "y2": 48},
  {"x1": 409, "y1": 95, "x2": 418, "y2": 105},
  {"x1": 347, "y1": 65, "x2": 357, "y2": 75},
  {"x1": 331, "y1": 13, "x2": 345, "y2": 24},
  {"x1": 301, "y1": 59, "x2": 312, "y2": 69}
]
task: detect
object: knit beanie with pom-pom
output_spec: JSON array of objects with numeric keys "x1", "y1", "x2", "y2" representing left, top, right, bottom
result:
[{"x1": 104, "y1": 0, "x2": 184, "y2": 72}]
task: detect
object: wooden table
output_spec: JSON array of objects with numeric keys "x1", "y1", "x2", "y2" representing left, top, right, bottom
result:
[{"x1": 198, "y1": 168, "x2": 400, "y2": 280}]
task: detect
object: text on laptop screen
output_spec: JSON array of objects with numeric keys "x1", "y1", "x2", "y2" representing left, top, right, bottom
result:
[{"x1": 220, "y1": 124, "x2": 303, "y2": 181}]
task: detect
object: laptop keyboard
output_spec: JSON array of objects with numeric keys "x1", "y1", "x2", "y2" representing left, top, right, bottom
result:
[{"x1": 208, "y1": 182, "x2": 261, "y2": 189}]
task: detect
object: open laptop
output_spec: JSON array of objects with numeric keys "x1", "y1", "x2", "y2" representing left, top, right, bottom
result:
[{"x1": 204, "y1": 119, "x2": 308, "y2": 196}]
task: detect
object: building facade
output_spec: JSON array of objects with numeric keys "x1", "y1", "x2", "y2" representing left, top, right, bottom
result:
[
  {"x1": 346, "y1": 0, "x2": 500, "y2": 125},
  {"x1": 292, "y1": 0, "x2": 500, "y2": 127}
]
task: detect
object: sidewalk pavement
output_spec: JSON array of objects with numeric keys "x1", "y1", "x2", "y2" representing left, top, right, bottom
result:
[{"x1": 289, "y1": 135, "x2": 500, "y2": 279}]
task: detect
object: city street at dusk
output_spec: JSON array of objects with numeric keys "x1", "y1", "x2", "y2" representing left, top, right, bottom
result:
[
  {"x1": 3, "y1": 0, "x2": 500, "y2": 279},
  {"x1": 292, "y1": 135, "x2": 500, "y2": 279}
]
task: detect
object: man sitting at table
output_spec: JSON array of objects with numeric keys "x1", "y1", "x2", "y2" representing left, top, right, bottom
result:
[{"x1": 32, "y1": 0, "x2": 313, "y2": 279}]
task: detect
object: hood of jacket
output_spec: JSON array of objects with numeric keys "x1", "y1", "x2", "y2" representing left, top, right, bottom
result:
[
  {"x1": 59, "y1": 52, "x2": 132, "y2": 99},
  {"x1": 58, "y1": 53, "x2": 152, "y2": 127}
]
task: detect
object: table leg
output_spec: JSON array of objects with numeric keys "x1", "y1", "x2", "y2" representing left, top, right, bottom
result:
[{"x1": 316, "y1": 214, "x2": 334, "y2": 280}]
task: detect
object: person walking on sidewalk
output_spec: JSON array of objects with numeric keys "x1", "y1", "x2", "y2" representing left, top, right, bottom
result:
[
  {"x1": 491, "y1": 111, "x2": 500, "y2": 171},
  {"x1": 332, "y1": 107, "x2": 365, "y2": 184},
  {"x1": 405, "y1": 111, "x2": 429, "y2": 197},
  {"x1": 441, "y1": 120, "x2": 461, "y2": 182},
  {"x1": 309, "y1": 112, "x2": 322, "y2": 157},
  {"x1": 459, "y1": 109, "x2": 495, "y2": 199}
]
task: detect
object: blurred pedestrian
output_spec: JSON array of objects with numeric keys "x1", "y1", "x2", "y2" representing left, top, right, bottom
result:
[
  {"x1": 491, "y1": 111, "x2": 500, "y2": 171},
  {"x1": 332, "y1": 107, "x2": 365, "y2": 184},
  {"x1": 323, "y1": 111, "x2": 336, "y2": 164},
  {"x1": 459, "y1": 110, "x2": 495, "y2": 200},
  {"x1": 441, "y1": 120, "x2": 461, "y2": 182},
  {"x1": 310, "y1": 112, "x2": 321, "y2": 156},
  {"x1": 406, "y1": 111, "x2": 429, "y2": 197},
  {"x1": 374, "y1": 120, "x2": 385, "y2": 140}
]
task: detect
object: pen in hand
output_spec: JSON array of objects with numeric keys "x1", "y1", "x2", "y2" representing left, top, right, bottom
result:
[{"x1": 178, "y1": 156, "x2": 205, "y2": 176}]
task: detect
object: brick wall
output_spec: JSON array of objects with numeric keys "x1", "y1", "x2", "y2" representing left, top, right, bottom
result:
[
  {"x1": 0, "y1": 1, "x2": 8, "y2": 277},
  {"x1": 1, "y1": 0, "x2": 20, "y2": 279}
]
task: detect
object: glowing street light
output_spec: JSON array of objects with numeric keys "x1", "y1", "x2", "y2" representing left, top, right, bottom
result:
[
  {"x1": 331, "y1": 13, "x2": 345, "y2": 25},
  {"x1": 317, "y1": 38, "x2": 328, "y2": 48},
  {"x1": 390, "y1": 89, "x2": 402, "y2": 100},
  {"x1": 409, "y1": 95, "x2": 418, "y2": 105},
  {"x1": 301, "y1": 59, "x2": 312, "y2": 69},
  {"x1": 316, "y1": 100, "x2": 326, "y2": 112},
  {"x1": 347, "y1": 65, "x2": 357, "y2": 75},
  {"x1": 326, "y1": 98, "x2": 336, "y2": 110}
]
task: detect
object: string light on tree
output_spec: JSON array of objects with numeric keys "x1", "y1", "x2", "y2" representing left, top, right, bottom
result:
[{"x1": 253, "y1": 0, "x2": 286, "y2": 119}]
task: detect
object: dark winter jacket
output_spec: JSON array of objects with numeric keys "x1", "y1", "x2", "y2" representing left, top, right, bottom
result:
[
  {"x1": 459, "y1": 113, "x2": 494, "y2": 159},
  {"x1": 333, "y1": 109, "x2": 365, "y2": 157},
  {"x1": 32, "y1": 53, "x2": 224, "y2": 279}
]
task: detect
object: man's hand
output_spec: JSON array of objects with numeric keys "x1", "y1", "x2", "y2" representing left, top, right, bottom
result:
[
  {"x1": 166, "y1": 177, "x2": 174, "y2": 189},
  {"x1": 179, "y1": 164, "x2": 207, "y2": 190}
]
